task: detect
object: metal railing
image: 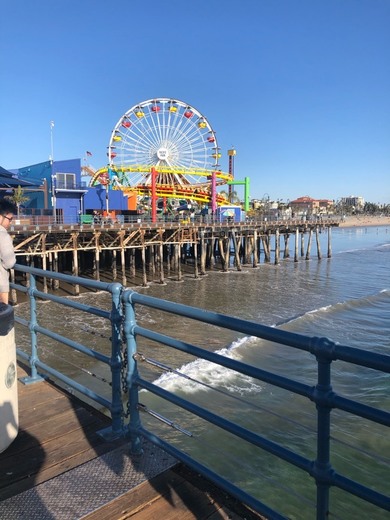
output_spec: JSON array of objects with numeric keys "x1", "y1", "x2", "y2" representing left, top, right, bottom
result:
[
  {"x1": 11, "y1": 264, "x2": 390, "y2": 520},
  {"x1": 10, "y1": 212, "x2": 345, "y2": 228}
]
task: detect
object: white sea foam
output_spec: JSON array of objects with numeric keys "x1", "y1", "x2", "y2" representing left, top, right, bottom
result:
[{"x1": 152, "y1": 335, "x2": 263, "y2": 395}]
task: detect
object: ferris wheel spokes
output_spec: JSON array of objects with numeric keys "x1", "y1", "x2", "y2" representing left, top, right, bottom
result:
[{"x1": 105, "y1": 98, "x2": 231, "y2": 203}]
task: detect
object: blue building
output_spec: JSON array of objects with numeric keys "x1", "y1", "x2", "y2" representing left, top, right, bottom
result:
[
  {"x1": 15, "y1": 159, "x2": 88, "y2": 223},
  {"x1": 12, "y1": 159, "x2": 133, "y2": 223}
]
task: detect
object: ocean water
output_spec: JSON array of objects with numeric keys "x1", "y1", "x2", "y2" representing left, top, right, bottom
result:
[
  {"x1": 133, "y1": 225, "x2": 390, "y2": 520},
  {"x1": 14, "y1": 225, "x2": 389, "y2": 519}
]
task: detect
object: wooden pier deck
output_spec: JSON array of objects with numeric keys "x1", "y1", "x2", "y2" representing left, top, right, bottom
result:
[{"x1": 0, "y1": 363, "x2": 265, "y2": 519}]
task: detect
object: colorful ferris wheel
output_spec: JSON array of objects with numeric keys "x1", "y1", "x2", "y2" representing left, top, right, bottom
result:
[{"x1": 91, "y1": 98, "x2": 232, "y2": 205}]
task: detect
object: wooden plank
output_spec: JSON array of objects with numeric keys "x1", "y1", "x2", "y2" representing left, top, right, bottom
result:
[
  {"x1": 123, "y1": 477, "x2": 226, "y2": 520},
  {"x1": 2, "y1": 364, "x2": 266, "y2": 519},
  {"x1": 19, "y1": 396, "x2": 83, "y2": 428},
  {"x1": 81, "y1": 465, "x2": 265, "y2": 520},
  {"x1": 81, "y1": 468, "x2": 187, "y2": 520},
  {"x1": 0, "y1": 415, "x2": 104, "y2": 479},
  {"x1": 0, "y1": 363, "x2": 120, "y2": 501}
]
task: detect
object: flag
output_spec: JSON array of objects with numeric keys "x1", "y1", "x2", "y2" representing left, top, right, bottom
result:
[
  {"x1": 86, "y1": 151, "x2": 92, "y2": 156},
  {"x1": 50, "y1": 121, "x2": 55, "y2": 129}
]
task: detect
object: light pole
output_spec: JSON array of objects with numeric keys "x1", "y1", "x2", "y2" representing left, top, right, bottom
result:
[{"x1": 49, "y1": 121, "x2": 54, "y2": 161}]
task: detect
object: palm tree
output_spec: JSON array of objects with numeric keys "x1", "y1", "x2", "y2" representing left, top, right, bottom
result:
[
  {"x1": 5, "y1": 185, "x2": 30, "y2": 217},
  {"x1": 219, "y1": 189, "x2": 241, "y2": 205}
]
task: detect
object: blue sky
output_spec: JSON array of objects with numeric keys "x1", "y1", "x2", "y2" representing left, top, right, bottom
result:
[{"x1": 1, "y1": 0, "x2": 389, "y2": 204}]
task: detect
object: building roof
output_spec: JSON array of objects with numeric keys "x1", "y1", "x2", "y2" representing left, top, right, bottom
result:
[
  {"x1": 0, "y1": 166, "x2": 38, "y2": 187},
  {"x1": 290, "y1": 196, "x2": 316, "y2": 204}
]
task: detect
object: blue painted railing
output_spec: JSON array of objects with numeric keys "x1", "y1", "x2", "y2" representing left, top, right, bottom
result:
[{"x1": 11, "y1": 264, "x2": 390, "y2": 520}]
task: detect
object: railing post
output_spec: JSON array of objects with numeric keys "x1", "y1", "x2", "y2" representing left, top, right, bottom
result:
[
  {"x1": 98, "y1": 282, "x2": 124, "y2": 440},
  {"x1": 110, "y1": 283, "x2": 124, "y2": 435},
  {"x1": 123, "y1": 292, "x2": 143, "y2": 455},
  {"x1": 313, "y1": 338, "x2": 334, "y2": 520},
  {"x1": 19, "y1": 273, "x2": 44, "y2": 385}
]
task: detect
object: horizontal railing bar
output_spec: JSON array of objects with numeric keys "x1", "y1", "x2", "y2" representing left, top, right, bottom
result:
[
  {"x1": 15, "y1": 316, "x2": 29, "y2": 328},
  {"x1": 12, "y1": 283, "x2": 111, "y2": 320},
  {"x1": 138, "y1": 378, "x2": 389, "y2": 513},
  {"x1": 332, "y1": 470, "x2": 390, "y2": 512},
  {"x1": 331, "y1": 394, "x2": 390, "y2": 427},
  {"x1": 137, "y1": 426, "x2": 289, "y2": 520},
  {"x1": 17, "y1": 353, "x2": 112, "y2": 410},
  {"x1": 14, "y1": 263, "x2": 122, "y2": 294},
  {"x1": 134, "y1": 325, "x2": 312, "y2": 399},
  {"x1": 126, "y1": 289, "x2": 314, "y2": 351},
  {"x1": 125, "y1": 290, "x2": 390, "y2": 372},
  {"x1": 32, "y1": 325, "x2": 111, "y2": 364},
  {"x1": 12, "y1": 283, "x2": 28, "y2": 294},
  {"x1": 135, "y1": 327, "x2": 389, "y2": 428},
  {"x1": 332, "y1": 344, "x2": 390, "y2": 373},
  {"x1": 137, "y1": 377, "x2": 312, "y2": 474}
]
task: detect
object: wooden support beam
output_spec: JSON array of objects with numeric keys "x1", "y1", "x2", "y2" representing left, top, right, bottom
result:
[
  {"x1": 158, "y1": 242, "x2": 165, "y2": 284},
  {"x1": 274, "y1": 228, "x2": 280, "y2": 265},
  {"x1": 72, "y1": 233, "x2": 80, "y2": 295},
  {"x1": 283, "y1": 233, "x2": 290, "y2": 259},
  {"x1": 193, "y1": 241, "x2": 199, "y2": 279},
  {"x1": 231, "y1": 230, "x2": 242, "y2": 271},
  {"x1": 200, "y1": 232, "x2": 206, "y2": 276},
  {"x1": 176, "y1": 245, "x2": 182, "y2": 282},
  {"x1": 41, "y1": 234, "x2": 48, "y2": 294},
  {"x1": 306, "y1": 229, "x2": 313, "y2": 260},
  {"x1": 120, "y1": 243, "x2": 127, "y2": 287},
  {"x1": 294, "y1": 228, "x2": 299, "y2": 263},
  {"x1": 112, "y1": 250, "x2": 117, "y2": 281},
  {"x1": 53, "y1": 251, "x2": 59, "y2": 289},
  {"x1": 141, "y1": 246, "x2": 147, "y2": 287},
  {"x1": 261, "y1": 233, "x2": 270, "y2": 263},
  {"x1": 327, "y1": 226, "x2": 332, "y2": 258},
  {"x1": 315, "y1": 226, "x2": 322, "y2": 260},
  {"x1": 252, "y1": 230, "x2": 258, "y2": 268}
]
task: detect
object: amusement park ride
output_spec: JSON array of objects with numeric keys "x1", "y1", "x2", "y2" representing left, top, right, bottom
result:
[{"x1": 85, "y1": 98, "x2": 249, "y2": 222}]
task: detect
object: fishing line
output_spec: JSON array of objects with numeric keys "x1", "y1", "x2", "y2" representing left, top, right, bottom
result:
[
  {"x1": 77, "y1": 322, "x2": 112, "y2": 340},
  {"x1": 136, "y1": 352, "x2": 389, "y2": 468},
  {"x1": 145, "y1": 410, "x2": 319, "y2": 516},
  {"x1": 329, "y1": 429, "x2": 390, "y2": 466},
  {"x1": 42, "y1": 350, "x2": 112, "y2": 386},
  {"x1": 136, "y1": 352, "x2": 319, "y2": 434}
]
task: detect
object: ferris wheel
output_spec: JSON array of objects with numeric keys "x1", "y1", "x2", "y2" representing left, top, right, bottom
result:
[{"x1": 106, "y1": 98, "x2": 222, "y2": 189}]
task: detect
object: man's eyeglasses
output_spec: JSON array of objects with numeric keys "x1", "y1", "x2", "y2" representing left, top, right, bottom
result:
[{"x1": 2, "y1": 216, "x2": 13, "y2": 222}]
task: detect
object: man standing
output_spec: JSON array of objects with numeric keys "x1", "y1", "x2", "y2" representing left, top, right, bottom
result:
[{"x1": 0, "y1": 200, "x2": 17, "y2": 304}]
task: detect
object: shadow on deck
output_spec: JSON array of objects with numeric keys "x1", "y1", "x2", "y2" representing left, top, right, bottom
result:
[{"x1": 0, "y1": 363, "x2": 265, "y2": 519}]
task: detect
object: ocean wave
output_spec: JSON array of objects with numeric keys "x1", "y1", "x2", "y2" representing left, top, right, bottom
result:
[
  {"x1": 334, "y1": 242, "x2": 390, "y2": 255},
  {"x1": 274, "y1": 288, "x2": 390, "y2": 330},
  {"x1": 151, "y1": 335, "x2": 263, "y2": 395}
]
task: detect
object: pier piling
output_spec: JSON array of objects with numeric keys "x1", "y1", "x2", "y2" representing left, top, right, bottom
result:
[{"x1": 10, "y1": 220, "x2": 338, "y2": 286}]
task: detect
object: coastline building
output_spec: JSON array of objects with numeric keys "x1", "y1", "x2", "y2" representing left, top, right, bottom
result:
[
  {"x1": 8, "y1": 159, "x2": 132, "y2": 224},
  {"x1": 289, "y1": 196, "x2": 334, "y2": 217},
  {"x1": 340, "y1": 196, "x2": 365, "y2": 211}
]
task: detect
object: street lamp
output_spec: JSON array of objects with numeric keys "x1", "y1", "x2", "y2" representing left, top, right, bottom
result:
[{"x1": 49, "y1": 121, "x2": 54, "y2": 162}]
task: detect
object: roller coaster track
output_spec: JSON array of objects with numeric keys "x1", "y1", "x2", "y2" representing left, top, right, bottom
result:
[{"x1": 89, "y1": 165, "x2": 234, "y2": 206}]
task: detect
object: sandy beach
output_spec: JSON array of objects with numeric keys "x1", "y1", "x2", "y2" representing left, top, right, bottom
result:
[{"x1": 338, "y1": 215, "x2": 390, "y2": 228}]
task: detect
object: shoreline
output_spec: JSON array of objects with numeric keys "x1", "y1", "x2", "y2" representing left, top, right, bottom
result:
[{"x1": 338, "y1": 215, "x2": 390, "y2": 228}]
